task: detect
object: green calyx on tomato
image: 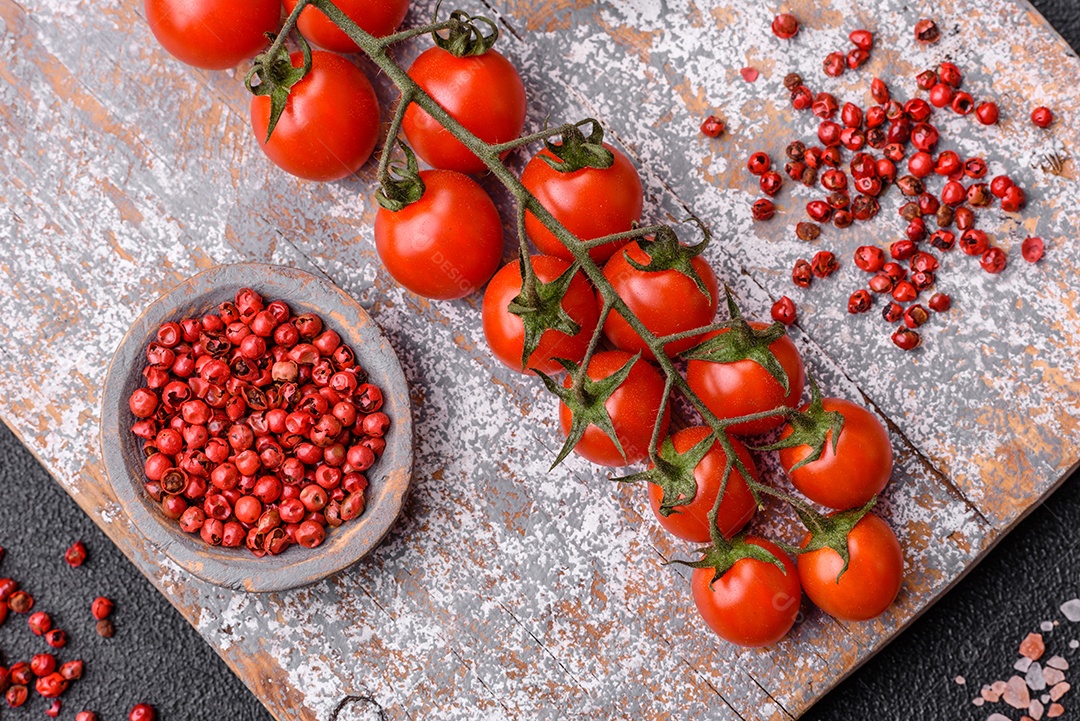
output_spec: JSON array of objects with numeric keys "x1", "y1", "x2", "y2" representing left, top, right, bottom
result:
[
  {"x1": 621, "y1": 224, "x2": 713, "y2": 300},
  {"x1": 507, "y1": 260, "x2": 583, "y2": 370},
  {"x1": 375, "y1": 141, "x2": 426, "y2": 212},
  {"x1": 756, "y1": 377, "x2": 845, "y2": 470},
  {"x1": 673, "y1": 535, "x2": 790, "y2": 588},
  {"x1": 433, "y1": 10, "x2": 499, "y2": 57},
  {"x1": 245, "y1": 34, "x2": 312, "y2": 142},
  {"x1": 793, "y1": 496, "x2": 878, "y2": 582},
  {"x1": 615, "y1": 433, "x2": 714, "y2": 516},
  {"x1": 540, "y1": 120, "x2": 615, "y2": 173},
  {"x1": 682, "y1": 289, "x2": 791, "y2": 391},
  {"x1": 536, "y1": 353, "x2": 642, "y2": 468}
]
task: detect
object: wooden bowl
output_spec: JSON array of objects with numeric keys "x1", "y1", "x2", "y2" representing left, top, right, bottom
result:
[{"x1": 100, "y1": 263, "x2": 413, "y2": 592}]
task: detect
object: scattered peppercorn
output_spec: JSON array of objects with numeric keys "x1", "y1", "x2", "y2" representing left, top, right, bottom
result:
[
  {"x1": 129, "y1": 703, "x2": 157, "y2": 721},
  {"x1": 980, "y1": 247, "x2": 1008, "y2": 274},
  {"x1": 751, "y1": 198, "x2": 775, "y2": 221},
  {"x1": 891, "y1": 327, "x2": 922, "y2": 350},
  {"x1": 975, "y1": 102, "x2": 999, "y2": 125},
  {"x1": 96, "y1": 619, "x2": 115, "y2": 638},
  {"x1": 44, "y1": 629, "x2": 67, "y2": 649},
  {"x1": 903, "y1": 304, "x2": 930, "y2": 329},
  {"x1": 792, "y1": 260, "x2": 813, "y2": 288},
  {"x1": 1031, "y1": 106, "x2": 1055, "y2": 128},
  {"x1": 811, "y1": 251, "x2": 839, "y2": 278},
  {"x1": 28, "y1": 611, "x2": 52, "y2": 636},
  {"x1": 771, "y1": 296, "x2": 797, "y2": 325},
  {"x1": 747, "y1": 152, "x2": 771, "y2": 175},
  {"x1": 700, "y1": 115, "x2": 724, "y2": 138},
  {"x1": 823, "y1": 51, "x2": 846, "y2": 78},
  {"x1": 10, "y1": 663, "x2": 31, "y2": 686},
  {"x1": 928, "y1": 293, "x2": 952, "y2": 312},
  {"x1": 31, "y1": 653, "x2": 57, "y2": 678},
  {"x1": 59, "y1": 660, "x2": 84, "y2": 681},
  {"x1": 6, "y1": 684, "x2": 27, "y2": 708},
  {"x1": 849, "y1": 29, "x2": 873, "y2": 51},
  {"x1": 759, "y1": 171, "x2": 783, "y2": 196},
  {"x1": 8, "y1": 590, "x2": 32, "y2": 614},
  {"x1": 914, "y1": 18, "x2": 941, "y2": 44},
  {"x1": 848, "y1": 290, "x2": 872, "y2": 314},
  {"x1": 91, "y1": 596, "x2": 114, "y2": 621},
  {"x1": 1022, "y1": 236, "x2": 1045, "y2": 263},
  {"x1": 1001, "y1": 185, "x2": 1026, "y2": 212},
  {"x1": 771, "y1": 13, "x2": 799, "y2": 39},
  {"x1": 65, "y1": 541, "x2": 88, "y2": 568},
  {"x1": 34, "y1": 672, "x2": 67, "y2": 699},
  {"x1": 795, "y1": 222, "x2": 820, "y2": 242}
]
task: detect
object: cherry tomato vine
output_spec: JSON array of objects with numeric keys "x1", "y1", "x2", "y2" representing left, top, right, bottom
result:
[{"x1": 236, "y1": 1, "x2": 900, "y2": 645}]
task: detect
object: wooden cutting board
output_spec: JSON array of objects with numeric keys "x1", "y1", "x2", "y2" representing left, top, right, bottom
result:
[{"x1": 1, "y1": 0, "x2": 1079, "y2": 717}]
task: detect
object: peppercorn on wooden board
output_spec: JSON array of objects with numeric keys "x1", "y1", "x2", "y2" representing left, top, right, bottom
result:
[{"x1": 1, "y1": 0, "x2": 1079, "y2": 718}]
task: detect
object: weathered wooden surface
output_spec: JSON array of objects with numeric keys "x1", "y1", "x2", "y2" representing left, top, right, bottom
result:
[
  {"x1": 0, "y1": 0, "x2": 1078, "y2": 718},
  {"x1": 99, "y1": 264, "x2": 414, "y2": 592}
]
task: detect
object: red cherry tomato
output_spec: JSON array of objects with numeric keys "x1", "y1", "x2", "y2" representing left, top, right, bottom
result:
[
  {"x1": 250, "y1": 52, "x2": 380, "y2": 182},
  {"x1": 375, "y1": 170, "x2": 503, "y2": 300},
  {"x1": 144, "y1": 0, "x2": 280, "y2": 70},
  {"x1": 558, "y1": 351, "x2": 670, "y2": 467},
  {"x1": 777, "y1": 398, "x2": 893, "y2": 510},
  {"x1": 482, "y1": 256, "x2": 600, "y2": 375},
  {"x1": 403, "y1": 47, "x2": 527, "y2": 174},
  {"x1": 601, "y1": 241, "x2": 718, "y2": 360},
  {"x1": 283, "y1": 0, "x2": 409, "y2": 52},
  {"x1": 798, "y1": 513, "x2": 903, "y2": 621},
  {"x1": 691, "y1": 537, "x2": 802, "y2": 647},
  {"x1": 521, "y1": 144, "x2": 644, "y2": 263},
  {"x1": 646, "y1": 426, "x2": 757, "y2": 543},
  {"x1": 686, "y1": 323, "x2": 805, "y2": 436}
]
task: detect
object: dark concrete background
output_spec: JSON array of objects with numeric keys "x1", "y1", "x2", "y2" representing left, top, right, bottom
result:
[{"x1": 1, "y1": 2, "x2": 1078, "y2": 719}]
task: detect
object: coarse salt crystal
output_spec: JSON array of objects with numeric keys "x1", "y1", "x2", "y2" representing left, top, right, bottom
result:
[
  {"x1": 993, "y1": 680, "x2": 1010, "y2": 695},
  {"x1": 1044, "y1": 668, "x2": 1066, "y2": 687},
  {"x1": 1048, "y1": 703, "x2": 1064, "y2": 718},
  {"x1": 1050, "y1": 682, "x2": 1070, "y2": 701},
  {"x1": 1061, "y1": 599, "x2": 1080, "y2": 622},
  {"x1": 1022, "y1": 634, "x2": 1047, "y2": 661},
  {"x1": 973, "y1": 697, "x2": 985, "y2": 707},
  {"x1": 1030, "y1": 699, "x2": 1045, "y2": 720},
  {"x1": 1071, "y1": 640, "x2": 1079, "y2": 649},
  {"x1": 1043, "y1": 621, "x2": 1055, "y2": 632},
  {"x1": 1042, "y1": 694, "x2": 1051, "y2": 704},
  {"x1": 956, "y1": 676, "x2": 967, "y2": 685},
  {"x1": 987, "y1": 714, "x2": 1013, "y2": 721},
  {"x1": 1028, "y1": 663, "x2": 1047, "y2": 691},
  {"x1": 1006, "y1": 676, "x2": 1033, "y2": 709},
  {"x1": 1017, "y1": 656, "x2": 1035, "y2": 673},
  {"x1": 1047, "y1": 656, "x2": 1069, "y2": 671}
]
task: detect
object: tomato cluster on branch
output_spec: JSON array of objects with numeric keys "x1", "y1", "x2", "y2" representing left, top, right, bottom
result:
[{"x1": 143, "y1": 0, "x2": 905, "y2": 647}]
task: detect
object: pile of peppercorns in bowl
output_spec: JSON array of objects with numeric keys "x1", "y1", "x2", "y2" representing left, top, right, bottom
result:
[
  {"x1": 709, "y1": 14, "x2": 1052, "y2": 351},
  {"x1": 100, "y1": 264, "x2": 413, "y2": 592}
]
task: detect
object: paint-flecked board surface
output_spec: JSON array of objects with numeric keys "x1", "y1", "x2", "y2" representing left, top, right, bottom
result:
[{"x1": 1, "y1": 0, "x2": 1078, "y2": 718}]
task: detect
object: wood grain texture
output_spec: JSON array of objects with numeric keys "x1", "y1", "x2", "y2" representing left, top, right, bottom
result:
[
  {"x1": 99, "y1": 263, "x2": 414, "y2": 592},
  {"x1": 0, "y1": 0, "x2": 1077, "y2": 718}
]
